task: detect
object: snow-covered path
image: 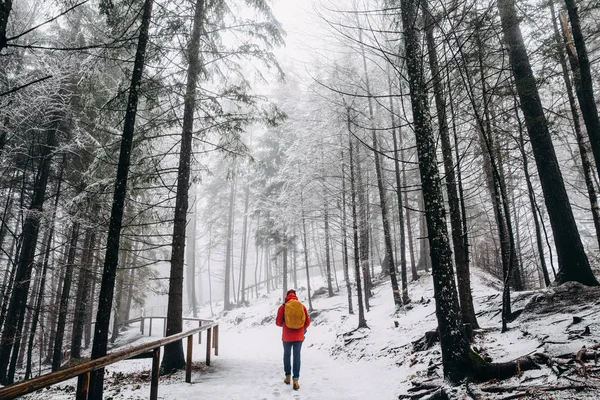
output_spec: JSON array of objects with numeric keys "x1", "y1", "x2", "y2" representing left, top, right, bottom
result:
[
  {"x1": 18, "y1": 271, "x2": 600, "y2": 400},
  {"x1": 161, "y1": 324, "x2": 399, "y2": 400}
]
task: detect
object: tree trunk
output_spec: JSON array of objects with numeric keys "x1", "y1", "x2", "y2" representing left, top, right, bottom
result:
[
  {"x1": 515, "y1": 97, "x2": 551, "y2": 287},
  {"x1": 265, "y1": 243, "x2": 271, "y2": 292},
  {"x1": 340, "y1": 142, "x2": 354, "y2": 314},
  {"x1": 162, "y1": 0, "x2": 204, "y2": 373},
  {"x1": 15, "y1": 262, "x2": 39, "y2": 370},
  {"x1": 85, "y1": 249, "x2": 100, "y2": 350},
  {"x1": 285, "y1": 239, "x2": 290, "y2": 294},
  {"x1": 474, "y1": 23, "x2": 515, "y2": 299},
  {"x1": 400, "y1": 0, "x2": 472, "y2": 380},
  {"x1": 372, "y1": 127, "x2": 403, "y2": 308},
  {"x1": 311, "y1": 220, "x2": 325, "y2": 279},
  {"x1": 52, "y1": 221, "x2": 80, "y2": 371},
  {"x1": 0, "y1": 112, "x2": 58, "y2": 383},
  {"x1": 401, "y1": 146, "x2": 418, "y2": 280},
  {"x1": 496, "y1": 0, "x2": 598, "y2": 286},
  {"x1": 368, "y1": 108, "x2": 401, "y2": 304},
  {"x1": 331, "y1": 237, "x2": 340, "y2": 291},
  {"x1": 389, "y1": 75, "x2": 412, "y2": 299},
  {"x1": 0, "y1": 173, "x2": 15, "y2": 263},
  {"x1": 89, "y1": 0, "x2": 154, "y2": 396},
  {"x1": 110, "y1": 267, "x2": 125, "y2": 344},
  {"x1": 493, "y1": 118, "x2": 523, "y2": 292},
  {"x1": 46, "y1": 250, "x2": 67, "y2": 364},
  {"x1": 417, "y1": 193, "x2": 431, "y2": 272},
  {"x1": 254, "y1": 216, "x2": 260, "y2": 299},
  {"x1": 71, "y1": 227, "x2": 96, "y2": 359},
  {"x1": 555, "y1": 6, "x2": 600, "y2": 251},
  {"x1": 423, "y1": 0, "x2": 477, "y2": 327},
  {"x1": 323, "y1": 181, "x2": 334, "y2": 297},
  {"x1": 224, "y1": 165, "x2": 236, "y2": 311},
  {"x1": 0, "y1": 0, "x2": 12, "y2": 51},
  {"x1": 300, "y1": 191, "x2": 314, "y2": 312},
  {"x1": 358, "y1": 28, "x2": 402, "y2": 307},
  {"x1": 207, "y1": 227, "x2": 214, "y2": 317},
  {"x1": 563, "y1": 0, "x2": 600, "y2": 182},
  {"x1": 445, "y1": 53, "x2": 471, "y2": 268},
  {"x1": 125, "y1": 266, "x2": 135, "y2": 322},
  {"x1": 240, "y1": 185, "x2": 250, "y2": 304},
  {"x1": 355, "y1": 143, "x2": 371, "y2": 311},
  {"x1": 348, "y1": 111, "x2": 367, "y2": 327},
  {"x1": 292, "y1": 236, "x2": 298, "y2": 290},
  {"x1": 472, "y1": 22, "x2": 522, "y2": 329},
  {"x1": 186, "y1": 192, "x2": 199, "y2": 317},
  {"x1": 25, "y1": 164, "x2": 62, "y2": 379}
]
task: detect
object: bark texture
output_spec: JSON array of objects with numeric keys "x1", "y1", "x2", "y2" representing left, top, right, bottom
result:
[{"x1": 401, "y1": 0, "x2": 472, "y2": 381}]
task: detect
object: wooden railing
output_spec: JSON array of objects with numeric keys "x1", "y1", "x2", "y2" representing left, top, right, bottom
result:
[
  {"x1": 0, "y1": 319, "x2": 219, "y2": 400},
  {"x1": 124, "y1": 316, "x2": 207, "y2": 340}
]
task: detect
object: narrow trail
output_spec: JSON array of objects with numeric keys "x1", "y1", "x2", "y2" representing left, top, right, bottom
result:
[{"x1": 161, "y1": 325, "x2": 399, "y2": 399}]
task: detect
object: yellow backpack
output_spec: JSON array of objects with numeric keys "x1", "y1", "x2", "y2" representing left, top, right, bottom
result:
[{"x1": 284, "y1": 299, "x2": 306, "y2": 329}]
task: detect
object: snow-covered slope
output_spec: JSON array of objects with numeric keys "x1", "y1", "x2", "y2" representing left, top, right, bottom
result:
[{"x1": 20, "y1": 268, "x2": 600, "y2": 399}]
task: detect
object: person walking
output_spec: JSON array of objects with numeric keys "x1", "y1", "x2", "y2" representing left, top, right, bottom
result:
[{"x1": 275, "y1": 288, "x2": 310, "y2": 390}]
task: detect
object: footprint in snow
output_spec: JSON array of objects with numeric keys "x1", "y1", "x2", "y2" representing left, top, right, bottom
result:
[{"x1": 272, "y1": 388, "x2": 281, "y2": 397}]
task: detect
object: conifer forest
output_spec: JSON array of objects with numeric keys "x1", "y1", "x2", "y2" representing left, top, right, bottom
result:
[{"x1": 1, "y1": 0, "x2": 600, "y2": 398}]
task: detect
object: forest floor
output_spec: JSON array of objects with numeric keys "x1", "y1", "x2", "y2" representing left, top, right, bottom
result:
[{"x1": 17, "y1": 267, "x2": 600, "y2": 399}]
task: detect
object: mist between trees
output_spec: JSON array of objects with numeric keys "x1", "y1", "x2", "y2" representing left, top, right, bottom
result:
[{"x1": 0, "y1": 0, "x2": 599, "y2": 391}]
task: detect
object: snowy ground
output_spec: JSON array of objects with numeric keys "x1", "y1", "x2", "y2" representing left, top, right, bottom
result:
[{"x1": 17, "y1": 267, "x2": 600, "y2": 399}]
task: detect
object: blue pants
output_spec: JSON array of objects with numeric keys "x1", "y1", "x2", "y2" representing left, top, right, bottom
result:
[{"x1": 283, "y1": 341, "x2": 303, "y2": 380}]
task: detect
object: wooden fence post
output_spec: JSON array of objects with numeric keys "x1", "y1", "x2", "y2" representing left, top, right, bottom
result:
[
  {"x1": 150, "y1": 347, "x2": 160, "y2": 400},
  {"x1": 76, "y1": 371, "x2": 90, "y2": 400},
  {"x1": 198, "y1": 320, "x2": 202, "y2": 344},
  {"x1": 213, "y1": 325, "x2": 219, "y2": 356},
  {"x1": 186, "y1": 335, "x2": 193, "y2": 383},
  {"x1": 206, "y1": 327, "x2": 212, "y2": 367},
  {"x1": 149, "y1": 318, "x2": 153, "y2": 337},
  {"x1": 140, "y1": 317, "x2": 145, "y2": 335}
]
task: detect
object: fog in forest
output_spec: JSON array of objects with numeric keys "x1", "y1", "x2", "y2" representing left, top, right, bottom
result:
[{"x1": 1, "y1": 0, "x2": 600, "y2": 398}]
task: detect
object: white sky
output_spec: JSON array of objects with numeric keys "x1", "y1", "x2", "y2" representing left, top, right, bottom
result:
[{"x1": 271, "y1": 0, "x2": 335, "y2": 83}]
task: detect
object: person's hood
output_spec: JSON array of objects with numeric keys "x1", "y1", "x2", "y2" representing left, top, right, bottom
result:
[{"x1": 285, "y1": 292, "x2": 298, "y2": 303}]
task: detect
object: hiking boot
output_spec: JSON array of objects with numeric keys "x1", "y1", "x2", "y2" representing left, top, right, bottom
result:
[
  {"x1": 293, "y1": 379, "x2": 300, "y2": 390},
  {"x1": 284, "y1": 376, "x2": 291, "y2": 385}
]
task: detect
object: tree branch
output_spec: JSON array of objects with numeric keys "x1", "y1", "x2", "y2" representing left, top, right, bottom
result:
[{"x1": 0, "y1": 75, "x2": 52, "y2": 97}]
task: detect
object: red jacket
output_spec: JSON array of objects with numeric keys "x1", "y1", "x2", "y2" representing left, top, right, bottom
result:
[{"x1": 276, "y1": 293, "x2": 310, "y2": 342}]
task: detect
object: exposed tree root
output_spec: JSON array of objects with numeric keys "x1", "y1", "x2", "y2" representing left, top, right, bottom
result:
[{"x1": 469, "y1": 353, "x2": 541, "y2": 382}]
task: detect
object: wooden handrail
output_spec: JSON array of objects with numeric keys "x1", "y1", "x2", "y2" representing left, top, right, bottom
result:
[
  {"x1": 0, "y1": 320, "x2": 219, "y2": 400},
  {"x1": 118, "y1": 316, "x2": 207, "y2": 339}
]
